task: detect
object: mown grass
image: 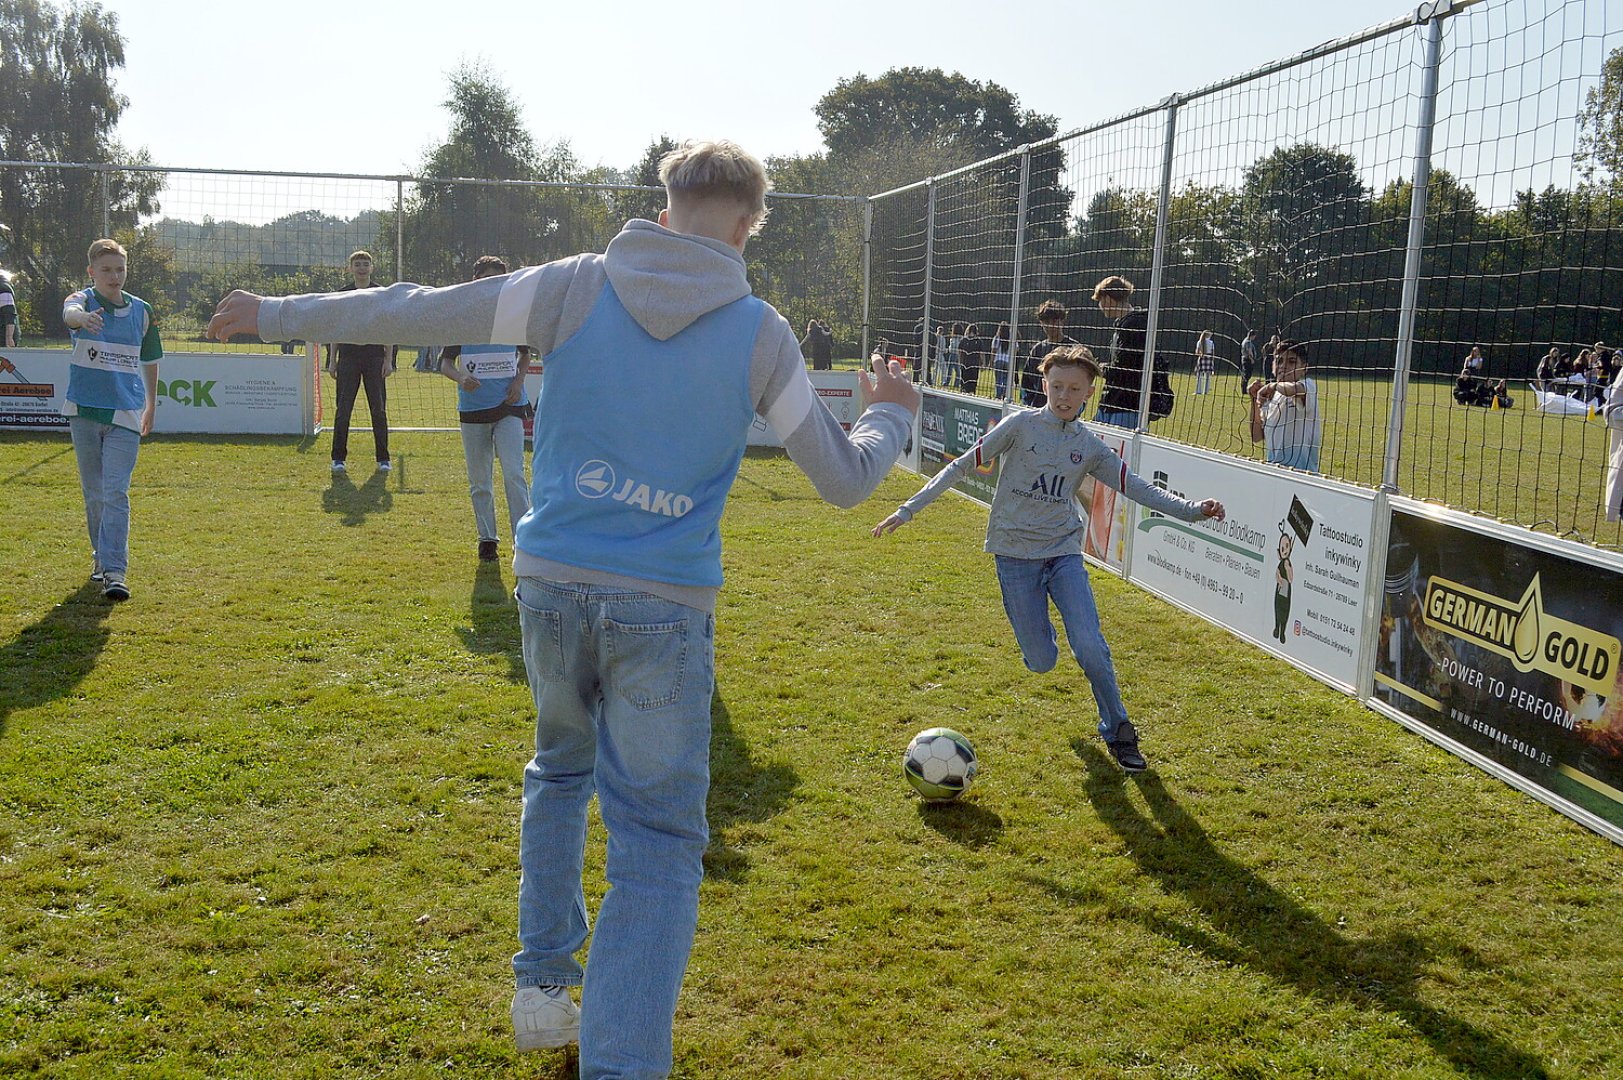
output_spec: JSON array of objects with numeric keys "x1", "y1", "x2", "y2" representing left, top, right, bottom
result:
[{"x1": 2, "y1": 432, "x2": 1619, "y2": 1079}]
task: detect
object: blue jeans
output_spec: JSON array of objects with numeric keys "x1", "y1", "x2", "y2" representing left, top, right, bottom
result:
[
  {"x1": 69, "y1": 415, "x2": 141, "y2": 577},
  {"x1": 1095, "y1": 407, "x2": 1139, "y2": 429},
  {"x1": 459, "y1": 416, "x2": 529, "y2": 542},
  {"x1": 514, "y1": 576, "x2": 715, "y2": 1080},
  {"x1": 994, "y1": 554, "x2": 1129, "y2": 740}
]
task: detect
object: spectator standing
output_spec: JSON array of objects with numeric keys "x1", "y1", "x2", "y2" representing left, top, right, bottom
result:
[
  {"x1": 327, "y1": 250, "x2": 397, "y2": 474},
  {"x1": 1240, "y1": 330, "x2": 1259, "y2": 393},
  {"x1": 798, "y1": 318, "x2": 833, "y2": 370},
  {"x1": 0, "y1": 271, "x2": 17, "y2": 347},
  {"x1": 1194, "y1": 329, "x2": 1216, "y2": 395},
  {"x1": 958, "y1": 323, "x2": 984, "y2": 396},
  {"x1": 991, "y1": 322, "x2": 1014, "y2": 400},
  {"x1": 1021, "y1": 300, "x2": 1078, "y2": 408}
]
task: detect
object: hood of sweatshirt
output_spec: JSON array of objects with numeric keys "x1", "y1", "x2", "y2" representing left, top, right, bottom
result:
[{"x1": 603, "y1": 219, "x2": 752, "y2": 342}]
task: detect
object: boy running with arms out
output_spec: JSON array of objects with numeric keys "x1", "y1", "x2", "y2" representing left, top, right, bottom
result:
[
  {"x1": 873, "y1": 345, "x2": 1224, "y2": 772},
  {"x1": 62, "y1": 238, "x2": 163, "y2": 601},
  {"x1": 210, "y1": 139, "x2": 918, "y2": 1080}
]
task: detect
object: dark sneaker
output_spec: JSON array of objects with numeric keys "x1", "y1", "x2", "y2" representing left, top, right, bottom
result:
[
  {"x1": 478, "y1": 539, "x2": 498, "y2": 562},
  {"x1": 103, "y1": 577, "x2": 130, "y2": 602},
  {"x1": 1107, "y1": 721, "x2": 1147, "y2": 773}
]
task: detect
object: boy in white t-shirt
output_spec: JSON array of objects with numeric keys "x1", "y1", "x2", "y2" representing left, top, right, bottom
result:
[{"x1": 1248, "y1": 338, "x2": 1320, "y2": 473}]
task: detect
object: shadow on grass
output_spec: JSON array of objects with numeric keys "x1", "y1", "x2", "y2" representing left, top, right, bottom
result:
[
  {"x1": 321, "y1": 464, "x2": 392, "y2": 526},
  {"x1": 1, "y1": 441, "x2": 74, "y2": 483},
  {"x1": 918, "y1": 798, "x2": 1004, "y2": 848},
  {"x1": 704, "y1": 692, "x2": 798, "y2": 882},
  {"x1": 0, "y1": 583, "x2": 112, "y2": 737},
  {"x1": 456, "y1": 558, "x2": 525, "y2": 683},
  {"x1": 1045, "y1": 739, "x2": 1549, "y2": 1079},
  {"x1": 729, "y1": 446, "x2": 818, "y2": 502}
]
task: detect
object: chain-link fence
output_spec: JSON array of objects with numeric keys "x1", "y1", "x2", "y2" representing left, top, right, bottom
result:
[
  {"x1": 869, "y1": 0, "x2": 1623, "y2": 549},
  {"x1": 0, "y1": 163, "x2": 866, "y2": 427}
]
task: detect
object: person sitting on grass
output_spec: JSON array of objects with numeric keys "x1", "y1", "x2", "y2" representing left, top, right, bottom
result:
[{"x1": 872, "y1": 344, "x2": 1225, "y2": 774}]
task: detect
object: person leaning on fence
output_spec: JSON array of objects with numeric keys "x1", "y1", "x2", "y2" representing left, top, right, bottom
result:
[
  {"x1": 208, "y1": 138, "x2": 919, "y2": 1080},
  {"x1": 438, "y1": 255, "x2": 533, "y2": 564},
  {"x1": 61, "y1": 238, "x2": 164, "y2": 602},
  {"x1": 1022, "y1": 299, "x2": 1078, "y2": 408},
  {"x1": 1091, "y1": 274, "x2": 1152, "y2": 428},
  {"x1": 872, "y1": 344, "x2": 1225, "y2": 775},
  {"x1": 1247, "y1": 337, "x2": 1321, "y2": 473}
]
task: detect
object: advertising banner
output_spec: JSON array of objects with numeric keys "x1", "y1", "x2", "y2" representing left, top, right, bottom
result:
[
  {"x1": 1129, "y1": 440, "x2": 1376, "y2": 691},
  {"x1": 918, "y1": 389, "x2": 1002, "y2": 508},
  {"x1": 0, "y1": 349, "x2": 310, "y2": 435},
  {"x1": 1373, "y1": 502, "x2": 1623, "y2": 839},
  {"x1": 747, "y1": 371, "x2": 862, "y2": 447},
  {"x1": 1079, "y1": 423, "x2": 1132, "y2": 574}
]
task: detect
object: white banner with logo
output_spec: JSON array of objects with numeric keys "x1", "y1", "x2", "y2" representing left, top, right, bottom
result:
[
  {"x1": 747, "y1": 371, "x2": 861, "y2": 447},
  {"x1": 0, "y1": 349, "x2": 313, "y2": 435},
  {"x1": 1127, "y1": 437, "x2": 1377, "y2": 692}
]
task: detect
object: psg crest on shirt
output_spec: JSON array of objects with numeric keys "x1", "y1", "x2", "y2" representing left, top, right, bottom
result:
[{"x1": 1070, "y1": 450, "x2": 1084, "y2": 463}]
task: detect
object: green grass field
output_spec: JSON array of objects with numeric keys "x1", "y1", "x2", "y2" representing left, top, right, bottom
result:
[{"x1": 2, "y1": 432, "x2": 1619, "y2": 1078}]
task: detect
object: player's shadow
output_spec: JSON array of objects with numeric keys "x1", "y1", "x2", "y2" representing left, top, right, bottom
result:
[
  {"x1": 0, "y1": 583, "x2": 112, "y2": 737},
  {"x1": 455, "y1": 559, "x2": 525, "y2": 683},
  {"x1": 321, "y1": 465, "x2": 393, "y2": 526},
  {"x1": 918, "y1": 798, "x2": 1004, "y2": 849},
  {"x1": 1042, "y1": 740, "x2": 1549, "y2": 1079},
  {"x1": 729, "y1": 446, "x2": 819, "y2": 502},
  {"x1": 703, "y1": 692, "x2": 799, "y2": 882}
]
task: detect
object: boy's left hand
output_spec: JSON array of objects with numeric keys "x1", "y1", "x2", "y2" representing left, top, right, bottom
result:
[
  {"x1": 208, "y1": 290, "x2": 264, "y2": 342},
  {"x1": 1199, "y1": 499, "x2": 1225, "y2": 521},
  {"x1": 140, "y1": 405, "x2": 154, "y2": 437}
]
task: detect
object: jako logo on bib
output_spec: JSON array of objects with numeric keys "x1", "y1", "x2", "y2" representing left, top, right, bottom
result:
[{"x1": 574, "y1": 460, "x2": 693, "y2": 518}]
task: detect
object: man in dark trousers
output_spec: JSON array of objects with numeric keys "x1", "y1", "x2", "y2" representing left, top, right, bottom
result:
[{"x1": 327, "y1": 250, "x2": 397, "y2": 473}]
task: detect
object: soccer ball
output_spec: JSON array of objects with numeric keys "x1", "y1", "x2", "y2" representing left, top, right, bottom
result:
[{"x1": 903, "y1": 727, "x2": 978, "y2": 802}]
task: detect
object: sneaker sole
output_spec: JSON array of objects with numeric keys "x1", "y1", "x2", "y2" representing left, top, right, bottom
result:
[{"x1": 515, "y1": 1023, "x2": 580, "y2": 1051}]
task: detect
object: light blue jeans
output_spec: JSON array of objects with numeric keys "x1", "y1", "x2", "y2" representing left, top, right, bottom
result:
[
  {"x1": 68, "y1": 415, "x2": 141, "y2": 577},
  {"x1": 994, "y1": 554, "x2": 1130, "y2": 740},
  {"x1": 514, "y1": 576, "x2": 715, "y2": 1080},
  {"x1": 459, "y1": 416, "x2": 530, "y2": 541},
  {"x1": 1095, "y1": 407, "x2": 1139, "y2": 429}
]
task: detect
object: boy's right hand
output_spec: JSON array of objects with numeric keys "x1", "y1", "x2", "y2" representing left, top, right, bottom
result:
[
  {"x1": 872, "y1": 513, "x2": 907, "y2": 537},
  {"x1": 208, "y1": 290, "x2": 264, "y2": 342},
  {"x1": 861, "y1": 353, "x2": 921, "y2": 414}
]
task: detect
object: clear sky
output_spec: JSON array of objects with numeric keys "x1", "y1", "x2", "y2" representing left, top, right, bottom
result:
[{"x1": 104, "y1": 0, "x2": 1428, "y2": 178}]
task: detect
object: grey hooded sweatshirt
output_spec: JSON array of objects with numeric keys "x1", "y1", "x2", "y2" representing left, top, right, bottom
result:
[{"x1": 259, "y1": 219, "x2": 913, "y2": 611}]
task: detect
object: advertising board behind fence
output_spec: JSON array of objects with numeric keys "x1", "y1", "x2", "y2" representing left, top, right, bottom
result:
[{"x1": 1373, "y1": 503, "x2": 1623, "y2": 838}]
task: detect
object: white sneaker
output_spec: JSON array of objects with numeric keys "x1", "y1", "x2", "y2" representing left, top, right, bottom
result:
[
  {"x1": 377, "y1": 460, "x2": 392, "y2": 472},
  {"x1": 331, "y1": 460, "x2": 346, "y2": 473},
  {"x1": 512, "y1": 985, "x2": 580, "y2": 1051}
]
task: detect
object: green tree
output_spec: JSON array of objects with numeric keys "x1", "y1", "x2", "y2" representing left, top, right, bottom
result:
[
  {"x1": 1577, "y1": 46, "x2": 1623, "y2": 183},
  {"x1": 388, "y1": 63, "x2": 606, "y2": 284},
  {"x1": 0, "y1": 0, "x2": 162, "y2": 335}
]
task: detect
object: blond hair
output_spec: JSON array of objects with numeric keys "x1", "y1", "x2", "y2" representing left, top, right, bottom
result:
[
  {"x1": 1039, "y1": 344, "x2": 1102, "y2": 382},
  {"x1": 659, "y1": 140, "x2": 771, "y2": 232},
  {"x1": 87, "y1": 238, "x2": 126, "y2": 264}
]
